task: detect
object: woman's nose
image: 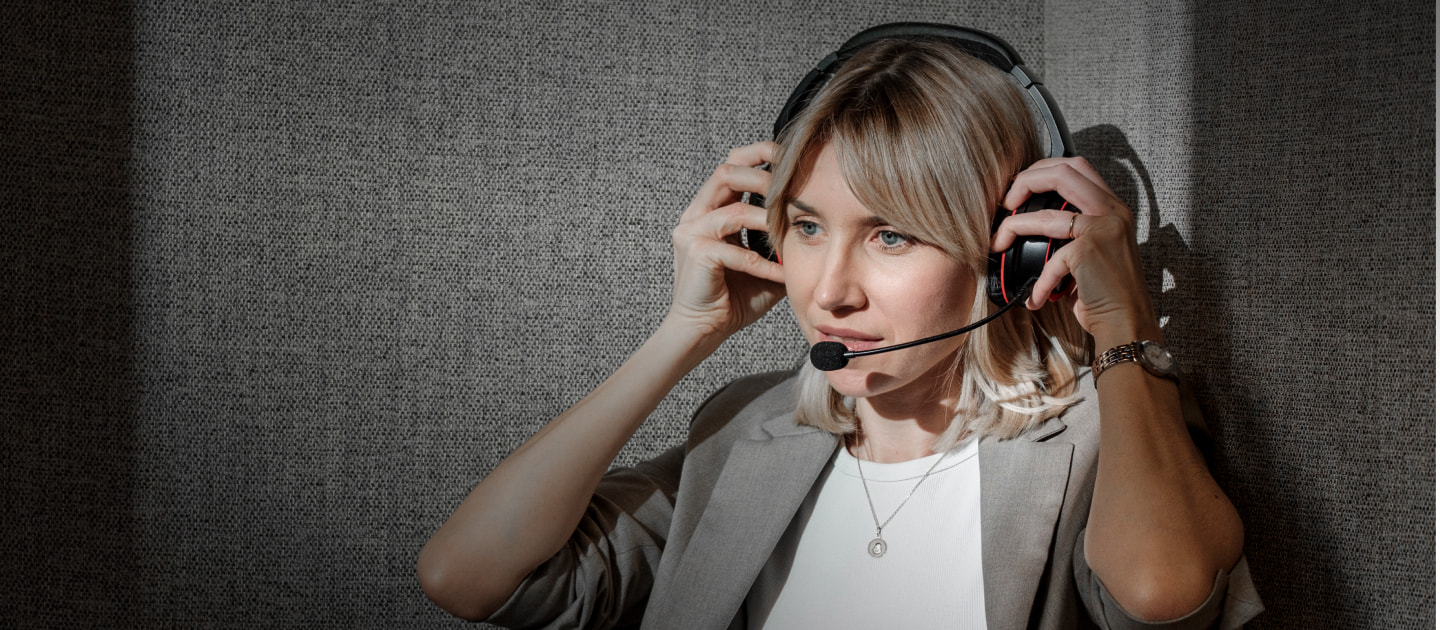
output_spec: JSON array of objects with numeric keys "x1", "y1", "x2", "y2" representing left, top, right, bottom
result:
[{"x1": 814, "y1": 248, "x2": 867, "y2": 313}]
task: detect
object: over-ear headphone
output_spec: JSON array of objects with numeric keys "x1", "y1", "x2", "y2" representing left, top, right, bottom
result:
[{"x1": 756, "y1": 22, "x2": 1078, "y2": 307}]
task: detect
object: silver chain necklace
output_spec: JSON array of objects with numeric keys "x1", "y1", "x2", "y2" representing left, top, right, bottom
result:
[{"x1": 852, "y1": 438, "x2": 947, "y2": 558}]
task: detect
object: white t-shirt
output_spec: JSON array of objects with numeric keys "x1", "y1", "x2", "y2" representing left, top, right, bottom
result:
[{"x1": 746, "y1": 438, "x2": 986, "y2": 629}]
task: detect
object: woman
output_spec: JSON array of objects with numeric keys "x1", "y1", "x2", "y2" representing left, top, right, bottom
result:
[{"x1": 418, "y1": 31, "x2": 1262, "y2": 629}]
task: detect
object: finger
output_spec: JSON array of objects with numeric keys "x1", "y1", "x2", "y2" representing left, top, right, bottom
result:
[
  {"x1": 1003, "y1": 162, "x2": 1129, "y2": 220},
  {"x1": 712, "y1": 241, "x2": 786, "y2": 284},
  {"x1": 676, "y1": 202, "x2": 772, "y2": 253},
  {"x1": 1022, "y1": 156, "x2": 1108, "y2": 191},
  {"x1": 723, "y1": 140, "x2": 779, "y2": 167},
  {"x1": 990, "y1": 209, "x2": 1086, "y2": 252},
  {"x1": 682, "y1": 218, "x2": 784, "y2": 283},
  {"x1": 703, "y1": 202, "x2": 771, "y2": 239},
  {"x1": 1026, "y1": 247, "x2": 1076, "y2": 310},
  {"x1": 1003, "y1": 161, "x2": 1114, "y2": 212},
  {"x1": 681, "y1": 162, "x2": 774, "y2": 223}
]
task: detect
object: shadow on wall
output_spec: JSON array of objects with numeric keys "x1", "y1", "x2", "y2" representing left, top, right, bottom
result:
[
  {"x1": 1074, "y1": 125, "x2": 1220, "y2": 464},
  {"x1": 0, "y1": 2, "x2": 142, "y2": 625},
  {"x1": 1074, "y1": 125, "x2": 1194, "y2": 337}
]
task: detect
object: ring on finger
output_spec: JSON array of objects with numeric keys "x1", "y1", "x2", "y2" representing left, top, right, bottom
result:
[{"x1": 1066, "y1": 214, "x2": 1078, "y2": 240}]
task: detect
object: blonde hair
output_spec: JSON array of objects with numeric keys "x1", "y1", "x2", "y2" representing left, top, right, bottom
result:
[{"x1": 766, "y1": 38, "x2": 1092, "y2": 448}]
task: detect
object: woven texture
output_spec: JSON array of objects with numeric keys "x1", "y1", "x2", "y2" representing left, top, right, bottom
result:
[
  {"x1": 2, "y1": 0, "x2": 1431, "y2": 628},
  {"x1": 1046, "y1": 2, "x2": 1435, "y2": 627}
]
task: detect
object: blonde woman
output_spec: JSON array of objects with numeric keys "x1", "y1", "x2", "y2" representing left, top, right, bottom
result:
[{"x1": 419, "y1": 27, "x2": 1262, "y2": 629}]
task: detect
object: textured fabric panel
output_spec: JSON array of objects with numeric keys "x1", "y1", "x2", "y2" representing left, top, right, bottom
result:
[
  {"x1": 0, "y1": 1, "x2": 144, "y2": 627},
  {"x1": 52, "y1": 1, "x2": 1042, "y2": 628},
  {"x1": 1047, "y1": 1, "x2": 1435, "y2": 628},
  {"x1": 6, "y1": 0, "x2": 1432, "y2": 628}
]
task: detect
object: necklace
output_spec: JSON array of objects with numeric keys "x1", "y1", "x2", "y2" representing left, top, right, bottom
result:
[{"x1": 852, "y1": 438, "x2": 947, "y2": 558}]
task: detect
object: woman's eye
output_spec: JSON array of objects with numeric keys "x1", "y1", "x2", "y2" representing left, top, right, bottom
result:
[
  {"x1": 877, "y1": 230, "x2": 909, "y2": 248},
  {"x1": 791, "y1": 219, "x2": 821, "y2": 237}
]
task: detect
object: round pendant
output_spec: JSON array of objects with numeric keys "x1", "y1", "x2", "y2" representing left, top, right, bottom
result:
[{"x1": 867, "y1": 537, "x2": 887, "y2": 558}]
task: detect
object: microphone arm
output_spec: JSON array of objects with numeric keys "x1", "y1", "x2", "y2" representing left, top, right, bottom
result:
[{"x1": 809, "y1": 278, "x2": 1037, "y2": 371}]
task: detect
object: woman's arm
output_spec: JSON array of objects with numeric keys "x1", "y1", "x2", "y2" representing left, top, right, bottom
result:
[
  {"x1": 417, "y1": 319, "x2": 716, "y2": 621},
  {"x1": 416, "y1": 142, "x2": 784, "y2": 621},
  {"x1": 995, "y1": 158, "x2": 1244, "y2": 622},
  {"x1": 1084, "y1": 317, "x2": 1244, "y2": 622}
]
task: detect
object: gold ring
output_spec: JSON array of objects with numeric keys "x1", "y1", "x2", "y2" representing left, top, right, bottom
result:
[{"x1": 1066, "y1": 214, "x2": 1077, "y2": 240}]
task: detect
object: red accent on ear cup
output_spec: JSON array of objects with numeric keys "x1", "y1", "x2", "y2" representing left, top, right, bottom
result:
[
  {"x1": 987, "y1": 192, "x2": 1074, "y2": 306},
  {"x1": 999, "y1": 249, "x2": 1009, "y2": 303},
  {"x1": 993, "y1": 204, "x2": 1019, "y2": 304}
]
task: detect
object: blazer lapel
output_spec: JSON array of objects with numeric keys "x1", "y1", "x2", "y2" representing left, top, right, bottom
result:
[
  {"x1": 980, "y1": 418, "x2": 1075, "y2": 630},
  {"x1": 660, "y1": 414, "x2": 837, "y2": 629}
]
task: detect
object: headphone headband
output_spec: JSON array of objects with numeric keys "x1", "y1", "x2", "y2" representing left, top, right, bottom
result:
[{"x1": 773, "y1": 22, "x2": 1073, "y2": 159}]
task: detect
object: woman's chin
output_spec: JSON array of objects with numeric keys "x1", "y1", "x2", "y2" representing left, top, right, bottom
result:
[
  {"x1": 822, "y1": 369, "x2": 899, "y2": 400},
  {"x1": 820, "y1": 349, "x2": 962, "y2": 402}
]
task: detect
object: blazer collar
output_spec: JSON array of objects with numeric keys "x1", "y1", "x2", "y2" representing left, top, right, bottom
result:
[
  {"x1": 663, "y1": 412, "x2": 837, "y2": 630},
  {"x1": 980, "y1": 415, "x2": 1076, "y2": 630},
  {"x1": 660, "y1": 413, "x2": 1075, "y2": 630}
]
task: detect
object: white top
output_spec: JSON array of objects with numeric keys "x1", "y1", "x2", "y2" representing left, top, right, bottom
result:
[{"x1": 746, "y1": 438, "x2": 986, "y2": 629}]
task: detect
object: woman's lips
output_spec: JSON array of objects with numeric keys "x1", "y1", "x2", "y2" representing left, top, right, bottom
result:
[{"x1": 814, "y1": 325, "x2": 883, "y2": 352}]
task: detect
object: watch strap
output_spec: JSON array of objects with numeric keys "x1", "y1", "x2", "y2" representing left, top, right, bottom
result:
[
  {"x1": 1092, "y1": 341, "x2": 1140, "y2": 381},
  {"x1": 1092, "y1": 340, "x2": 1178, "y2": 382}
]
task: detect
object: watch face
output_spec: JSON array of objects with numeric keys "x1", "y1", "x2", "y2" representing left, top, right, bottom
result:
[{"x1": 1142, "y1": 342, "x2": 1174, "y2": 371}]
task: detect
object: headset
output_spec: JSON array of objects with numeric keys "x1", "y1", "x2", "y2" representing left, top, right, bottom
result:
[{"x1": 746, "y1": 23, "x2": 1081, "y2": 371}]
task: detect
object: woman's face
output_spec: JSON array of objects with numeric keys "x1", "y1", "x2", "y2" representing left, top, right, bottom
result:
[{"x1": 783, "y1": 143, "x2": 977, "y2": 403}]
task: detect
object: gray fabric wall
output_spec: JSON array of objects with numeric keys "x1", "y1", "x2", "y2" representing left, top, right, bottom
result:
[
  {"x1": 1047, "y1": 1, "x2": 1436, "y2": 626},
  {"x1": 2, "y1": 1, "x2": 1431, "y2": 628}
]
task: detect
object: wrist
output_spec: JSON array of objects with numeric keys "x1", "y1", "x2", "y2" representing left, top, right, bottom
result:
[
  {"x1": 1089, "y1": 318, "x2": 1164, "y2": 354},
  {"x1": 655, "y1": 314, "x2": 728, "y2": 362}
]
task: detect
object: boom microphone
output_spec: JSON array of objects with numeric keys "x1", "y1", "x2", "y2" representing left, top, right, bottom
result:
[{"x1": 808, "y1": 278, "x2": 1036, "y2": 371}]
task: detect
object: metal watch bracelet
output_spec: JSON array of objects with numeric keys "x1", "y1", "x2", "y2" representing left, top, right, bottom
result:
[{"x1": 1091, "y1": 339, "x2": 1179, "y2": 382}]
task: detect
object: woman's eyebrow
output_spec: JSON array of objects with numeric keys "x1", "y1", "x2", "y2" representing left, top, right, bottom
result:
[
  {"x1": 788, "y1": 199, "x2": 818, "y2": 215},
  {"x1": 787, "y1": 199, "x2": 888, "y2": 226}
]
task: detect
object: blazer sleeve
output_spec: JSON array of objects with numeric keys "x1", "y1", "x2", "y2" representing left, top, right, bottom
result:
[
  {"x1": 1072, "y1": 531, "x2": 1265, "y2": 629},
  {"x1": 484, "y1": 444, "x2": 684, "y2": 630}
]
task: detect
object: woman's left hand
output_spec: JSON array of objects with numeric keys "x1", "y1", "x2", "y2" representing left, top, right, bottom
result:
[
  {"x1": 997, "y1": 162, "x2": 1244, "y2": 622},
  {"x1": 990, "y1": 157, "x2": 1158, "y2": 342}
]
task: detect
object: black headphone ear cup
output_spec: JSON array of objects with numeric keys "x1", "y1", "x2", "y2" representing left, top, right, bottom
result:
[
  {"x1": 740, "y1": 199, "x2": 776, "y2": 261},
  {"x1": 986, "y1": 191, "x2": 1076, "y2": 306},
  {"x1": 740, "y1": 164, "x2": 777, "y2": 262}
]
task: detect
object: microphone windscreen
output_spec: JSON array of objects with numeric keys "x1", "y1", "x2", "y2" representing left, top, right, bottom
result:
[{"x1": 809, "y1": 341, "x2": 849, "y2": 371}]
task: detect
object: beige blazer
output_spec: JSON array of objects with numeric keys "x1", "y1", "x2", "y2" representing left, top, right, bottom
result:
[{"x1": 487, "y1": 371, "x2": 1263, "y2": 630}]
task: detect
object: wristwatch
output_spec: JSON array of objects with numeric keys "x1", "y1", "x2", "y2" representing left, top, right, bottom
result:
[{"x1": 1092, "y1": 340, "x2": 1179, "y2": 382}]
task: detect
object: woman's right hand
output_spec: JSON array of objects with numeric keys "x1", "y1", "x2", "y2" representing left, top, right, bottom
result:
[{"x1": 665, "y1": 141, "x2": 786, "y2": 341}]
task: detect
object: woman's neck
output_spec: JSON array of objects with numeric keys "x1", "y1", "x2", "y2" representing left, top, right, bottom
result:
[{"x1": 851, "y1": 386, "x2": 956, "y2": 463}]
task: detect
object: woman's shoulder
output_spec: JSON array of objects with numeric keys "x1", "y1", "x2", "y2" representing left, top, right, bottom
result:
[
  {"x1": 685, "y1": 369, "x2": 803, "y2": 445},
  {"x1": 689, "y1": 370, "x2": 799, "y2": 426}
]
